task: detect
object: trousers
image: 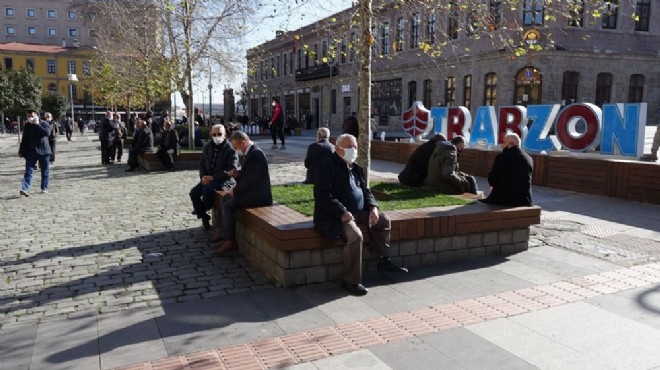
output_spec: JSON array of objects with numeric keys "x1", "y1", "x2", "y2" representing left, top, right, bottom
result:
[{"x1": 341, "y1": 209, "x2": 391, "y2": 285}]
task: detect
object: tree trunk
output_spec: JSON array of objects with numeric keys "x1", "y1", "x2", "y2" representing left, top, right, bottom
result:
[
  {"x1": 358, "y1": 0, "x2": 372, "y2": 184},
  {"x1": 184, "y1": 1, "x2": 195, "y2": 149}
]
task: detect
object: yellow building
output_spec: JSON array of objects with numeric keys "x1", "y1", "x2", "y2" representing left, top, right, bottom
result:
[{"x1": 0, "y1": 42, "x2": 97, "y2": 111}]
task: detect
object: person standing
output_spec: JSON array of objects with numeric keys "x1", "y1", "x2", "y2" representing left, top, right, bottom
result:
[
  {"x1": 111, "y1": 113, "x2": 127, "y2": 162},
  {"x1": 269, "y1": 98, "x2": 286, "y2": 150},
  {"x1": 190, "y1": 124, "x2": 238, "y2": 231},
  {"x1": 63, "y1": 115, "x2": 73, "y2": 141},
  {"x1": 99, "y1": 111, "x2": 115, "y2": 164},
  {"x1": 43, "y1": 112, "x2": 58, "y2": 164},
  {"x1": 481, "y1": 133, "x2": 533, "y2": 206},
  {"x1": 19, "y1": 109, "x2": 52, "y2": 196},
  {"x1": 214, "y1": 131, "x2": 273, "y2": 254},
  {"x1": 156, "y1": 118, "x2": 179, "y2": 171},
  {"x1": 77, "y1": 117, "x2": 85, "y2": 135},
  {"x1": 303, "y1": 127, "x2": 334, "y2": 184},
  {"x1": 313, "y1": 134, "x2": 407, "y2": 295}
]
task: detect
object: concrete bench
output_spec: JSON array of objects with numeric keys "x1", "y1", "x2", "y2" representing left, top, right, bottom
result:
[
  {"x1": 137, "y1": 152, "x2": 202, "y2": 172},
  {"x1": 213, "y1": 190, "x2": 541, "y2": 286}
]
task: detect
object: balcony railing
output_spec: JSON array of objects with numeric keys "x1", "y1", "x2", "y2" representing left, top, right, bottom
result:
[{"x1": 295, "y1": 63, "x2": 339, "y2": 82}]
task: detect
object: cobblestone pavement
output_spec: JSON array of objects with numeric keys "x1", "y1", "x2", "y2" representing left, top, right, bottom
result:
[{"x1": 0, "y1": 134, "x2": 310, "y2": 328}]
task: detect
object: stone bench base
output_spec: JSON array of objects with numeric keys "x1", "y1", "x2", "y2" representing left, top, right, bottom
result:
[{"x1": 138, "y1": 152, "x2": 201, "y2": 172}]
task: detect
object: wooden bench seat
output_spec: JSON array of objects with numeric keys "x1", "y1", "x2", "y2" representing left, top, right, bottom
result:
[
  {"x1": 137, "y1": 152, "x2": 201, "y2": 172},
  {"x1": 212, "y1": 190, "x2": 541, "y2": 286}
]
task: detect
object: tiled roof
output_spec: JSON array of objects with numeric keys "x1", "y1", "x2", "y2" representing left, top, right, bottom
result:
[{"x1": 0, "y1": 42, "x2": 75, "y2": 53}]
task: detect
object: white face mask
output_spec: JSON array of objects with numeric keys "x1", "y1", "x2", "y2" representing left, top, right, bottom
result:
[
  {"x1": 212, "y1": 136, "x2": 224, "y2": 145},
  {"x1": 341, "y1": 147, "x2": 358, "y2": 164},
  {"x1": 28, "y1": 116, "x2": 38, "y2": 123},
  {"x1": 272, "y1": 102, "x2": 276, "y2": 107}
]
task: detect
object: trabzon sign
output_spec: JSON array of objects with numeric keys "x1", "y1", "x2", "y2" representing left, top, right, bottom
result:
[{"x1": 427, "y1": 103, "x2": 647, "y2": 157}]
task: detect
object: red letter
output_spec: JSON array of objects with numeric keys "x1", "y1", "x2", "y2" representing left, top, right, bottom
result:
[{"x1": 555, "y1": 104, "x2": 601, "y2": 151}]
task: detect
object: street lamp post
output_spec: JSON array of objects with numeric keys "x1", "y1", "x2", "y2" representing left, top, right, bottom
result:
[
  {"x1": 207, "y1": 57, "x2": 212, "y2": 121},
  {"x1": 68, "y1": 73, "x2": 78, "y2": 122}
]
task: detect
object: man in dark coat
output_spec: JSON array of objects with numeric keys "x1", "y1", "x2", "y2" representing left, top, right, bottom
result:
[
  {"x1": 19, "y1": 109, "x2": 52, "y2": 196},
  {"x1": 125, "y1": 118, "x2": 154, "y2": 172},
  {"x1": 156, "y1": 119, "x2": 180, "y2": 171},
  {"x1": 63, "y1": 115, "x2": 73, "y2": 141},
  {"x1": 99, "y1": 111, "x2": 115, "y2": 164},
  {"x1": 424, "y1": 140, "x2": 475, "y2": 195},
  {"x1": 303, "y1": 127, "x2": 334, "y2": 184},
  {"x1": 481, "y1": 133, "x2": 533, "y2": 206},
  {"x1": 398, "y1": 133, "x2": 446, "y2": 187},
  {"x1": 214, "y1": 131, "x2": 273, "y2": 254},
  {"x1": 189, "y1": 124, "x2": 238, "y2": 231},
  {"x1": 341, "y1": 112, "x2": 359, "y2": 137},
  {"x1": 313, "y1": 134, "x2": 407, "y2": 296}
]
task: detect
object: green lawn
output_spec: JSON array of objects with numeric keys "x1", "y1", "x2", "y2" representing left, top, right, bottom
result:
[{"x1": 272, "y1": 182, "x2": 472, "y2": 216}]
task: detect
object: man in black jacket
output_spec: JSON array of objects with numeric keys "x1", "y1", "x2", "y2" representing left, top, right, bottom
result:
[
  {"x1": 125, "y1": 118, "x2": 153, "y2": 172},
  {"x1": 156, "y1": 119, "x2": 180, "y2": 171},
  {"x1": 481, "y1": 133, "x2": 533, "y2": 206},
  {"x1": 19, "y1": 109, "x2": 52, "y2": 196},
  {"x1": 99, "y1": 110, "x2": 115, "y2": 164},
  {"x1": 189, "y1": 124, "x2": 238, "y2": 231},
  {"x1": 313, "y1": 134, "x2": 407, "y2": 296},
  {"x1": 398, "y1": 133, "x2": 446, "y2": 186},
  {"x1": 303, "y1": 127, "x2": 334, "y2": 184},
  {"x1": 214, "y1": 131, "x2": 273, "y2": 254}
]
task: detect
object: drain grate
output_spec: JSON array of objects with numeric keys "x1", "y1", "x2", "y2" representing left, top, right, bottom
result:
[{"x1": 554, "y1": 238, "x2": 649, "y2": 262}]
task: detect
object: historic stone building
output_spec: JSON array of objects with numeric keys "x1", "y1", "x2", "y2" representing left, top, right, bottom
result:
[{"x1": 247, "y1": 0, "x2": 659, "y2": 132}]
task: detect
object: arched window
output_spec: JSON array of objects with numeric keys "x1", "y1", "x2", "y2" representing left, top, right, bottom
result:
[
  {"x1": 408, "y1": 80, "x2": 417, "y2": 108},
  {"x1": 628, "y1": 74, "x2": 644, "y2": 103},
  {"x1": 514, "y1": 66, "x2": 542, "y2": 106},
  {"x1": 463, "y1": 75, "x2": 472, "y2": 109},
  {"x1": 561, "y1": 71, "x2": 579, "y2": 104},
  {"x1": 595, "y1": 73, "x2": 612, "y2": 106},
  {"x1": 484, "y1": 72, "x2": 497, "y2": 106},
  {"x1": 48, "y1": 83, "x2": 57, "y2": 92},
  {"x1": 410, "y1": 13, "x2": 420, "y2": 48}
]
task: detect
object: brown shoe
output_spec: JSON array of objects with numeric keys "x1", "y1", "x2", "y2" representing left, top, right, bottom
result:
[
  {"x1": 212, "y1": 240, "x2": 238, "y2": 255},
  {"x1": 208, "y1": 231, "x2": 225, "y2": 243}
]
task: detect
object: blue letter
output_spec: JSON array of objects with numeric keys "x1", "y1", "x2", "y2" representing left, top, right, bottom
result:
[
  {"x1": 600, "y1": 103, "x2": 646, "y2": 157},
  {"x1": 523, "y1": 105, "x2": 561, "y2": 153},
  {"x1": 469, "y1": 106, "x2": 497, "y2": 145},
  {"x1": 430, "y1": 107, "x2": 448, "y2": 136}
]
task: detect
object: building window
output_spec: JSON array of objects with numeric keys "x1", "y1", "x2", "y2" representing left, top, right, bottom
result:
[
  {"x1": 595, "y1": 72, "x2": 612, "y2": 106},
  {"x1": 488, "y1": 1, "x2": 501, "y2": 30},
  {"x1": 463, "y1": 75, "x2": 472, "y2": 109},
  {"x1": 395, "y1": 17, "x2": 404, "y2": 52},
  {"x1": 48, "y1": 27, "x2": 57, "y2": 37},
  {"x1": 26, "y1": 58, "x2": 35, "y2": 71},
  {"x1": 445, "y1": 77, "x2": 456, "y2": 106},
  {"x1": 423, "y1": 79, "x2": 433, "y2": 108},
  {"x1": 372, "y1": 79, "x2": 402, "y2": 125},
  {"x1": 26, "y1": 8, "x2": 36, "y2": 18},
  {"x1": 47, "y1": 60, "x2": 56, "y2": 74},
  {"x1": 321, "y1": 41, "x2": 327, "y2": 60},
  {"x1": 371, "y1": 26, "x2": 377, "y2": 57},
  {"x1": 27, "y1": 26, "x2": 37, "y2": 36},
  {"x1": 48, "y1": 83, "x2": 57, "y2": 92},
  {"x1": 602, "y1": 0, "x2": 618, "y2": 29},
  {"x1": 69, "y1": 28, "x2": 78, "y2": 38},
  {"x1": 5, "y1": 7, "x2": 14, "y2": 17},
  {"x1": 568, "y1": 0, "x2": 584, "y2": 27},
  {"x1": 276, "y1": 55, "x2": 280, "y2": 77},
  {"x1": 68, "y1": 10, "x2": 77, "y2": 20},
  {"x1": 296, "y1": 49, "x2": 301, "y2": 70},
  {"x1": 340, "y1": 38, "x2": 347, "y2": 63},
  {"x1": 448, "y1": 1, "x2": 459, "y2": 40},
  {"x1": 635, "y1": 0, "x2": 650, "y2": 31},
  {"x1": 381, "y1": 23, "x2": 390, "y2": 55},
  {"x1": 289, "y1": 52, "x2": 294, "y2": 74},
  {"x1": 410, "y1": 13, "x2": 420, "y2": 48},
  {"x1": 47, "y1": 9, "x2": 57, "y2": 19},
  {"x1": 514, "y1": 67, "x2": 542, "y2": 106},
  {"x1": 426, "y1": 14, "x2": 436, "y2": 44},
  {"x1": 305, "y1": 48, "x2": 310, "y2": 68},
  {"x1": 88, "y1": 12, "x2": 97, "y2": 20},
  {"x1": 349, "y1": 32, "x2": 357, "y2": 61},
  {"x1": 68, "y1": 61, "x2": 76, "y2": 74},
  {"x1": 628, "y1": 74, "x2": 644, "y2": 102},
  {"x1": 484, "y1": 72, "x2": 497, "y2": 106},
  {"x1": 523, "y1": 0, "x2": 544, "y2": 26},
  {"x1": 6, "y1": 26, "x2": 15, "y2": 35},
  {"x1": 561, "y1": 71, "x2": 579, "y2": 104},
  {"x1": 70, "y1": 84, "x2": 77, "y2": 100},
  {"x1": 83, "y1": 61, "x2": 91, "y2": 75},
  {"x1": 408, "y1": 80, "x2": 417, "y2": 108},
  {"x1": 4, "y1": 58, "x2": 13, "y2": 70},
  {"x1": 259, "y1": 61, "x2": 263, "y2": 80},
  {"x1": 313, "y1": 44, "x2": 318, "y2": 62},
  {"x1": 331, "y1": 89, "x2": 337, "y2": 114},
  {"x1": 283, "y1": 53, "x2": 287, "y2": 76},
  {"x1": 466, "y1": 10, "x2": 479, "y2": 36}
]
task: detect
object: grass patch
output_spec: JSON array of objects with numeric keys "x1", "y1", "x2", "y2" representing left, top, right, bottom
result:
[{"x1": 272, "y1": 182, "x2": 472, "y2": 216}]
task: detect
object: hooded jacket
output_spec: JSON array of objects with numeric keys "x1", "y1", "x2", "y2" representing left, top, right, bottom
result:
[{"x1": 423, "y1": 141, "x2": 470, "y2": 194}]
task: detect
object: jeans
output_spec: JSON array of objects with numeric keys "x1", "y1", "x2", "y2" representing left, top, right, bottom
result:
[{"x1": 22, "y1": 151, "x2": 50, "y2": 191}]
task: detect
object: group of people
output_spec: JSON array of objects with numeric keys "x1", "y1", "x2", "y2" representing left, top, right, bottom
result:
[
  {"x1": 398, "y1": 132, "x2": 533, "y2": 207},
  {"x1": 98, "y1": 111, "x2": 129, "y2": 165}
]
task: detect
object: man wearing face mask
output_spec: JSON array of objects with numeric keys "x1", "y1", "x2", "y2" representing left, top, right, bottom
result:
[
  {"x1": 481, "y1": 133, "x2": 533, "y2": 206},
  {"x1": 190, "y1": 124, "x2": 238, "y2": 231},
  {"x1": 19, "y1": 109, "x2": 52, "y2": 196},
  {"x1": 313, "y1": 134, "x2": 407, "y2": 296},
  {"x1": 214, "y1": 131, "x2": 272, "y2": 254}
]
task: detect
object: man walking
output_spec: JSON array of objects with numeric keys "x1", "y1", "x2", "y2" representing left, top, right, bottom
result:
[
  {"x1": 269, "y1": 98, "x2": 286, "y2": 150},
  {"x1": 19, "y1": 109, "x2": 52, "y2": 196}
]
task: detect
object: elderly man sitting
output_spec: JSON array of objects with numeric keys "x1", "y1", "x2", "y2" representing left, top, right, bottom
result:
[
  {"x1": 481, "y1": 133, "x2": 533, "y2": 206},
  {"x1": 424, "y1": 138, "x2": 478, "y2": 195},
  {"x1": 303, "y1": 127, "x2": 334, "y2": 184}
]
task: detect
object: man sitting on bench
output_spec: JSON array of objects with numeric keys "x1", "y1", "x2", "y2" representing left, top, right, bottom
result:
[
  {"x1": 398, "y1": 133, "x2": 446, "y2": 187},
  {"x1": 481, "y1": 133, "x2": 533, "y2": 206},
  {"x1": 313, "y1": 134, "x2": 407, "y2": 296}
]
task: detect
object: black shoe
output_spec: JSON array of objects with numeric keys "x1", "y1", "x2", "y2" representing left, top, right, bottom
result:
[
  {"x1": 342, "y1": 282, "x2": 368, "y2": 296},
  {"x1": 202, "y1": 218, "x2": 211, "y2": 231},
  {"x1": 377, "y1": 259, "x2": 408, "y2": 273},
  {"x1": 20, "y1": 189, "x2": 30, "y2": 197}
]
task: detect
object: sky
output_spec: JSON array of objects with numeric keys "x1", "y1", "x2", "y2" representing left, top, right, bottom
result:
[{"x1": 187, "y1": 0, "x2": 355, "y2": 110}]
